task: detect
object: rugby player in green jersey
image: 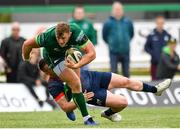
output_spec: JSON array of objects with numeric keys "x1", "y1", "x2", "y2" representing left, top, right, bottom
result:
[{"x1": 22, "y1": 22, "x2": 97, "y2": 125}]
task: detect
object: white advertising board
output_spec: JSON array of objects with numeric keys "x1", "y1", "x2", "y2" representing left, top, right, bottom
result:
[
  {"x1": 0, "y1": 83, "x2": 53, "y2": 112},
  {"x1": 0, "y1": 81, "x2": 179, "y2": 112},
  {"x1": 112, "y1": 81, "x2": 180, "y2": 107}
]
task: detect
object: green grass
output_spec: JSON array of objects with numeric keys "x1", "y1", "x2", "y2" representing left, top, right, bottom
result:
[{"x1": 0, "y1": 107, "x2": 180, "y2": 128}]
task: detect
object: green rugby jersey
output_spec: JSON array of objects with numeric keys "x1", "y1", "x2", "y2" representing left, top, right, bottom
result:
[{"x1": 36, "y1": 23, "x2": 89, "y2": 68}]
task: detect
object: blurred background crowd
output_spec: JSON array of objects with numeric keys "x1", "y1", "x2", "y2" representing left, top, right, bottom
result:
[{"x1": 0, "y1": 0, "x2": 179, "y2": 109}]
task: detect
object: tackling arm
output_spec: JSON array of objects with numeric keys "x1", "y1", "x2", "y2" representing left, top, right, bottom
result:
[{"x1": 22, "y1": 37, "x2": 40, "y2": 61}]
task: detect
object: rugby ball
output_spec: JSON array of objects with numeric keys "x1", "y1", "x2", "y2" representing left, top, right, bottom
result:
[{"x1": 65, "y1": 48, "x2": 82, "y2": 64}]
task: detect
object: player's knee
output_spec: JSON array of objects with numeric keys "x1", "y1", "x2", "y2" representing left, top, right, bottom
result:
[
  {"x1": 117, "y1": 97, "x2": 128, "y2": 108},
  {"x1": 122, "y1": 98, "x2": 128, "y2": 108},
  {"x1": 123, "y1": 78, "x2": 131, "y2": 88}
]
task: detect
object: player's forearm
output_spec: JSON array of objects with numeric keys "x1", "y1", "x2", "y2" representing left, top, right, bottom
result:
[
  {"x1": 77, "y1": 52, "x2": 96, "y2": 68},
  {"x1": 75, "y1": 41, "x2": 96, "y2": 68}
]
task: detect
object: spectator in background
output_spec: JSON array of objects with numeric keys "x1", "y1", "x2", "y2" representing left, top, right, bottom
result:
[
  {"x1": 69, "y1": 5, "x2": 97, "y2": 46},
  {"x1": 144, "y1": 16, "x2": 171, "y2": 80},
  {"x1": 69, "y1": 5, "x2": 97, "y2": 70},
  {"x1": 156, "y1": 38, "x2": 180, "y2": 79},
  {"x1": 102, "y1": 2, "x2": 134, "y2": 77},
  {"x1": 17, "y1": 49, "x2": 57, "y2": 108},
  {"x1": 17, "y1": 50, "x2": 44, "y2": 107},
  {"x1": 0, "y1": 22, "x2": 25, "y2": 83}
]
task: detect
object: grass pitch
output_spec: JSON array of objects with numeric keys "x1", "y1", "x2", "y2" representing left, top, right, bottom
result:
[{"x1": 0, "y1": 107, "x2": 180, "y2": 128}]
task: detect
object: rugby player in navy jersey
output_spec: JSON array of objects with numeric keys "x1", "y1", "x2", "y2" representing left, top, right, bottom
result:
[{"x1": 38, "y1": 59, "x2": 172, "y2": 122}]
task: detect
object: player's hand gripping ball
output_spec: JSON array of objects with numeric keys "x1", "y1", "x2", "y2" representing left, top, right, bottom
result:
[{"x1": 65, "y1": 48, "x2": 82, "y2": 64}]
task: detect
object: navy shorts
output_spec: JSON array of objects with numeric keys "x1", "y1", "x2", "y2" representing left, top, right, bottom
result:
[
  {"x1": 80, "y1": 70, "x2": 112, "y2": 106},
  {"x1": 47, "y1": 70, "x2": 112, "y2": 106}
]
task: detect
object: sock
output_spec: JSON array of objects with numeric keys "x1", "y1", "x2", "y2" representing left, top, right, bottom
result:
[
  {"x1": 104, "y1": 108, "x2": 116, "y2": 116},
  {"x1": 72, "y1": 93, "x2": 89, "y2": 117},
  {"x1": 142, "y1": 83, "x2": 157, "y2": 93},
  {"x1": 83, "y1": 115, "x2": 91, "y2": 121}
]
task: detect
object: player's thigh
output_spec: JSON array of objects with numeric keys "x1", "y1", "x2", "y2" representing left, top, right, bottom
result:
[
  {"x1": 53, "y1": 61, "x2": 81, "y2": 90},
  {"x1": 108, "y1": 73, "x2": 130, "y2": 90},
  {"x1": 62, "y1": 68, "x2": 81, "y2": 91},
  {"x1": 73, "y1": 68, "x2": 80, "y2": 78},
  {"x1": 60, "y1": 68, "x2": 78, "y2": 82},
  {"x1": 105, "y1": 90, "x2": 128, "y2": 108}
]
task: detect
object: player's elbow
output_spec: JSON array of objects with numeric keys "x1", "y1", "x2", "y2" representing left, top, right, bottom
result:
[
  {"x1": 23, "y1": 38, "x2": 39, "y2": 49},
  {"x1": 22, "y1": 41, "x2": 28, "y2": 54},
  {"x1": 22, "y1": 40, "x2": 27, "y2": 49},
  {"x1": 90, "y1": 50, "x2": 96, "y2": 60},
  {"x1": 23, "y1": 39, "x2": 30, "y2": 46},
  {"x1": 93, "y1": 51, "x2": 96, "y2": 59},
  {"x1": 23, "y1": 40, "x2": 32, "y2": 51}
]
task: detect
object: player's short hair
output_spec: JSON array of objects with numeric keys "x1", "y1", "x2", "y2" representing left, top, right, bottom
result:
[
  {"x1": 38, "y1": 59, "x2": 47, "y2": 72},
  {"x1": 55, "y1": 22, "x2": 70, "y2": 39}
]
